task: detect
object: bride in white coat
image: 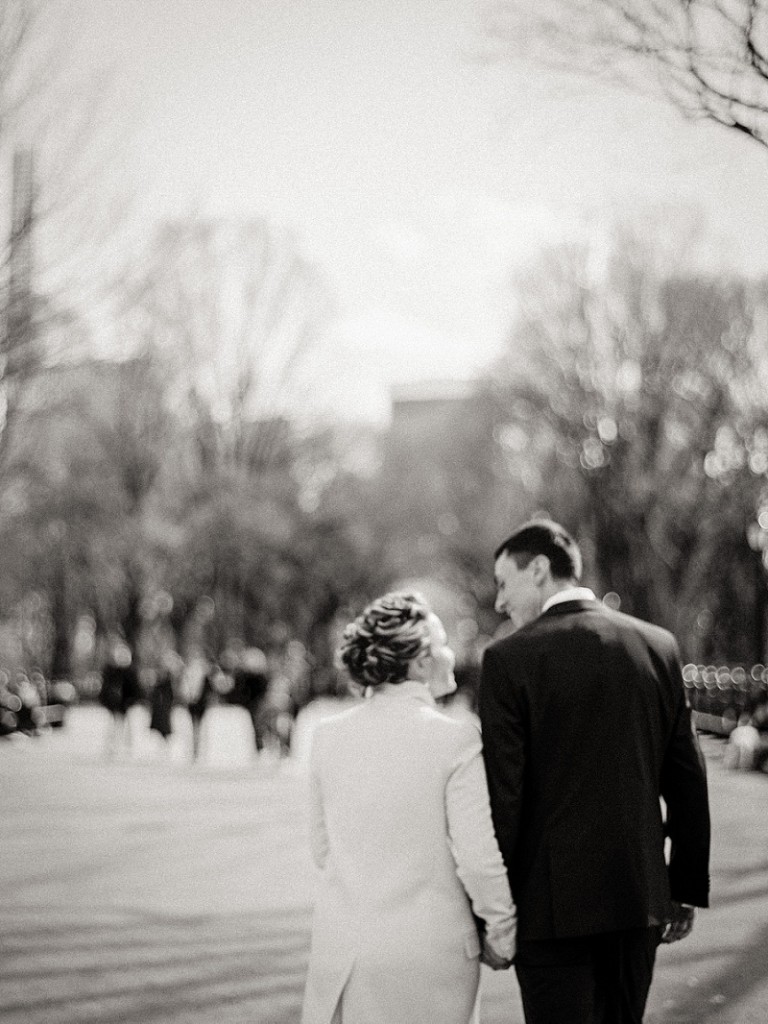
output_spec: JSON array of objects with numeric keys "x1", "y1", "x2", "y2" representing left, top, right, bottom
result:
[{"x1": 301, "y1": 591, "x2": 516, "y2": 1024}]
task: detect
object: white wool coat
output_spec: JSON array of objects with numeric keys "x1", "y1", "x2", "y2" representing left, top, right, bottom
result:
[{"x1": 301, "y1": 681, "x2": 515, "y2": 1024}]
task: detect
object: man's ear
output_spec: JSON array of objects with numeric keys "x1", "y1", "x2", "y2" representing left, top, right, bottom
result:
[{"x1": 530, "y1": 554, "x2": 551, "y2": 584}]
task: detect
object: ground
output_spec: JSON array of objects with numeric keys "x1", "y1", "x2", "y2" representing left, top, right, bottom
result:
[{"x1": 1, "y1": 705, "x2": 767, "y2": 1024}]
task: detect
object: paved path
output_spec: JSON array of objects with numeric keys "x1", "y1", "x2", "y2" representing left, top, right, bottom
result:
[{"x1": 1, "y1": 706, "x2": 766, "y2": 1023}]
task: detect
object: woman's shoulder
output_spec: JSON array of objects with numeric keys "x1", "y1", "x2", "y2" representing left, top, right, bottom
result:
[
  {"x1": 424, "y1": 709, "x2": 484, "y2": 773},
  {"x1": 315, "y1": 700, "x2": 365, "y2": 727},
  {"x1": 308, "y1": 700, "x2": 366, "y2": 744},
  {"x1": 420, "y1": 705, "x2": 481, "y2": 745}
]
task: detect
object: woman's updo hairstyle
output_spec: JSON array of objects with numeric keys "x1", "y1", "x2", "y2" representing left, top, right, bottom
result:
[{"x1": 338, "y1": 591, "x2": 432, "y2": 689}]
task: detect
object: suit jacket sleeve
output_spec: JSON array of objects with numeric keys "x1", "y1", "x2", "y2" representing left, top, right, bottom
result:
[
  {"x1": 478, "y1": 644, "x2": 527, "y2": 873},
  {"x1": 659, "y1": 644, "x2": 711, "y2": 907}
]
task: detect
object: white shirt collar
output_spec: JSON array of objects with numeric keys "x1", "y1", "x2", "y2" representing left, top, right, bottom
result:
[{"x1": 542, "y1": 587, "x2": 597, "y2": 614}]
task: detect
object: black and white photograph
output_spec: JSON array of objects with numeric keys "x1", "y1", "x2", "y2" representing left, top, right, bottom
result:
[{"x1": 1, "y1": 1, "x2": 768, "y2": 1022}]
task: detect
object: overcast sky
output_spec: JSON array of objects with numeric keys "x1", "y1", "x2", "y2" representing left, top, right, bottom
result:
[{"x1": 50, "y1": 0, "x2": 768, "y2": 421}]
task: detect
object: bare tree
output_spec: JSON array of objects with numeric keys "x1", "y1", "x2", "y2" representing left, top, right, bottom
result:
[
  {"x1": 116, "y1": 217, "x2": 334, "y2": 651},
  {"x1": 482, "y1": 0, "x2": 768, "y2": 149},
  {"x1": 123, "y1": 218, "x2": 332, "y2": 474}
]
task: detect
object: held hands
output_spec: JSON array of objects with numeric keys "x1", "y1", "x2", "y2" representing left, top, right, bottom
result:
[
  {"x1": 480, "y1": 931, "x2": 515, "y2": 971},
  {"x1": 661, "y1": 901, "x2": 696, "y2": 944}
]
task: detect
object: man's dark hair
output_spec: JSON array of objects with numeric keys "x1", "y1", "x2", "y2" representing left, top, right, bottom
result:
[{"x1": 494, "y1": 519, "x2": 582, "y2": 582}]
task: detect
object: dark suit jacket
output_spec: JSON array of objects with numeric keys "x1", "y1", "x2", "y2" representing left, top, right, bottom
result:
[{"x1": 479, "y1": 599, "x2": 711, "y2": 941}]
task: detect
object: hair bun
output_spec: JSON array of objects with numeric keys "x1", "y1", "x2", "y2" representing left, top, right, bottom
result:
[{"x1": 338, "y1": 591, "x2": 431, "y2": 688}]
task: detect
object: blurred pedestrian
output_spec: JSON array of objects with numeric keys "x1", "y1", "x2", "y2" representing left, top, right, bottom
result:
[
  {"x1": 263, "y1": 674, "x2": 297, "y2": 758},
  {"x1": 149, "y1": 653, "x2": 177, "y2": 747},
  {"x1": 0, "y1": 671, "x2": 22, "y2": 737},
  {"x1": 233, "y1": 648, "x2": 271, "y2": 758},
  {"x1": 723, "y1": 713, "x2": 762, "y2": 771},
  {"x1": 10, "y1": 671, "x2": 42, "y2": 736},
  {"x1": 99, "y1": 639, "x2": 140, "y2": 759},
  {"x1": 181, "y1": 655, "x2": 218, "y2": 761},
  {"x1": 751, "y1": 694, "x2": 768, "y2": 772},
  {"x1": 751, "y1": 692, "x2": 768, "y2": 731},
  {"x1": 480, "y1": 520, "x2": 711, "y2": 1024}
]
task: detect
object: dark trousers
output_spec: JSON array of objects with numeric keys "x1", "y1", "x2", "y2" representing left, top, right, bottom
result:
[{"x1": 515, "y1": 927, "x2": 662, "y2": 1024}]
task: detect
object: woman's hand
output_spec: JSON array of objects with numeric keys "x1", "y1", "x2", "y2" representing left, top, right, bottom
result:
[{"x1": 481, "y1": 932, "x2": 515, "y2": 970}]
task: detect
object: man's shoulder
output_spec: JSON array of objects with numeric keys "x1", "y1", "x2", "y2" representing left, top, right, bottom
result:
[
  {"x1": 485, "y1": 624, "x2": 538, "y2": 659},
  {"x1": 483, "y1": 622, "x2": 548, "y2": 677},
  {"x1": 600, "y1": 606, "x2": 678, "y2": 650},
  {"x1": 486, "y1": 604, "x2": 594, "y2": 653},
  {"x1": 486, "y1": 604, "x2": 678, "y2": 657}
]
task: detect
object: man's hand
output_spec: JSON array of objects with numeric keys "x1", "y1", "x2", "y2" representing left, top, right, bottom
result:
[
  {"x1": 661, "y1": 901, "x2": 696, "y2": 944},
  {"x1": 480, "y1": 934, "x2": 515, "y2": 970}
]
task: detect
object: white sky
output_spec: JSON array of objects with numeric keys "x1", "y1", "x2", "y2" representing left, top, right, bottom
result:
[{"x1": 42, "y1": 0, "x2": 768, "y2": 421}]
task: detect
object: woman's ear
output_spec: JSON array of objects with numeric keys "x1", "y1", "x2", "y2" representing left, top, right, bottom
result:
[{"x1": 410, "y1": 646, "x2": 431, "y2": 680}]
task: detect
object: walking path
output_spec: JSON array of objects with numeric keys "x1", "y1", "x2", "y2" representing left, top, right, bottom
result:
[{"x1": 1, "y1": 706, "x2": 766, "y2": 1024}]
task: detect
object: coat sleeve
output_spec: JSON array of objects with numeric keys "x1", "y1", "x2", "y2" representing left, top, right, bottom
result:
[
  {"x1": 308, "y1": 730, "x2": 329, "y2": 870},
  {"x1": 659, "y1": 644, "x2": 711, "y2": 907},
  {"x1": 478, "y1": 644, "x2": 527, "y2": 872},
  {"x1": 445, "y1": 721, "x2": 517, "y2": 959}
]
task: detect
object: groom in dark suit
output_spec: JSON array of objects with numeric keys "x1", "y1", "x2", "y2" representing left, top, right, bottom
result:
[{"x1": 479, "y1": 520, "x2": 710, "y2": 1024}]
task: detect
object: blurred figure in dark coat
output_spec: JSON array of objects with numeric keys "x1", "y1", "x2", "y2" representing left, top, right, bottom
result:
[
  {"x1": 99, "y1": 639, "x2": 140, "y2": 758},
  {"x1": 233, "y1": 647, "x2": 270, "y2": 757},
  {"x1": 149, "y1": 652, "x2": 179, "y2": 746}
]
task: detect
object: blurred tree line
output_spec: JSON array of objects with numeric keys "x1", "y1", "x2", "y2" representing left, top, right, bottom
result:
[
  {"x1": 3, "y1": 210, "x2": 768, "y2": 695},
  {"x1": 0, "y1": 215, "x2": 387, "y2": 697}
]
